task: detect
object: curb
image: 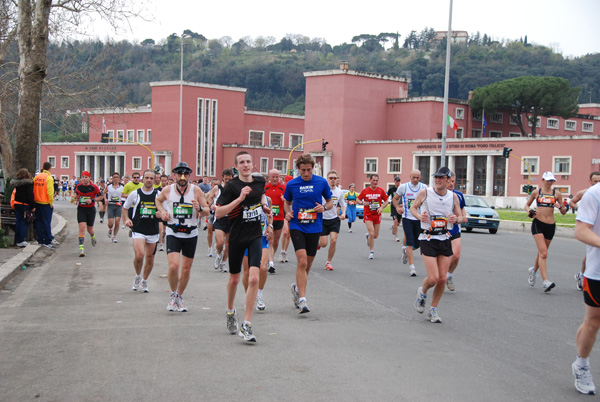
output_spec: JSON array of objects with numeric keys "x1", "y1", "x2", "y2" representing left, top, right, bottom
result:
[{"x1": 0, "y1": 212, "x2": 67, "y2": 289}]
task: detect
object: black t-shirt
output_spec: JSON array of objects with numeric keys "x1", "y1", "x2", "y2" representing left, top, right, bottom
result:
[
  {"x1": 387, "y1": 186, "x2": 398, "y2": 198},
  {"x1": 217, "y1": 176, "x2": 265, "y2": 243}
]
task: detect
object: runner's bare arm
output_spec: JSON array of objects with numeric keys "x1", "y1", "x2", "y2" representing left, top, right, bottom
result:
[
  {"x1": 155, "y1": 186, "x2": 170, "y2": 221},
  {"x1": 524, "y1": 190, "x2": 538, "y2": 214},
  {"x1": 570, "y1": 189, "x2": 586, "y2": 210},
  {"x1": 410, "y1": 188, "x2": 428, "y2": 223},
  {"x1": 215, "y1": 186, "x2": 250, "y2": 219},
  {"x1": 448, "y1": 193, "x2": 461, "y2": 224},
  {"x1": 555, "y1": 191, "x2": 567, "y2": 215},
  {"x1": 284, "y1": 200, "x2": 293, "y2": 221},
  {"x1": 195, "y1": 186, "x2": 209, "y2": 217},
  {"x1": 575, "y1": 221, "x2": 600, "y2": 248}
]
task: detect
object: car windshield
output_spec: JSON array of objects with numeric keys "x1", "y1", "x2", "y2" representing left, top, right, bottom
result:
[{"x1": 464, "y1": 195, "x2": 490, "y2": 208}]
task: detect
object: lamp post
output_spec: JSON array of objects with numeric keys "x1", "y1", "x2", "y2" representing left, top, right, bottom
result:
[{"x1": 178, "y1": 34, "x2": 187, "y2": 163}]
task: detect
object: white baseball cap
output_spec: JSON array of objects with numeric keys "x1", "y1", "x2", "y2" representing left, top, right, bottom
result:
[{"x1": 542, "y1": 171, "x2": 556, "y2": 181}]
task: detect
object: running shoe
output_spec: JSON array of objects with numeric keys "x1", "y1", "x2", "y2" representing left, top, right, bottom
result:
[
  {"x1": 140, "y1": 279, "x2": 149, "y2": 293},
  {"x1": 167, "y1": 292, "x2": 178, "y2": 311},
  {"x1": 573, "y1": 361, "x2": 596, "y2": 395},
  {"x1": 79, "y1": 247, "x2": 85, "y2": 257},
  {"x1": 369, "y1": 251, "x2": 374, "y2": 260},
  {"x1": 429, "y1": 307, "x2": 442, "y2": 323},
  {"x1": 208, "y1": 247, "x2": 213, "y2": 257},
  {"x1": 278, "y1": 253, "x2": 285, "y2": 263},
  {"x1": 158, "y1": 243, "x2": 164, "y2": 252},
  {"x1": 108, "y1": 230, "x2": 112, "y2": 239},
  {"x1": 256, "y1": 295, "x2": 266, "y2": 311},
  {"x1": 221, "y1": 262, "x2": 228, "y2": 273},
  {"x1": 239, "y1": 322, "x2": 256, "y2": 342},
  {"x1": 51, "y1": 239, "x2": 60, "y2": 245},
  {"x1": 576, "y1": 273, "x2": 584, "y2": 291},
  {"x1": 268, "y1": 262, "x2": 275, "y2": 274},
  {"x1": 91, "y1": 237, "x2": 97, "y2": 247},
  {"x1": 325, "y1": 261, "x2": 334, "y2": 271},
  {"x1": 291, "y1": 283, "x2": 300, "y2": 309},
  {"x1": 132, "y1": 276, "x2": 141, "y2": 291},
  {"x1": 226, "y1": 309, "x2": 238, "y2": 334},
  {"x1": 16, "y1": 241, "x2": 29, "y2": 247},
  {"x1": 298, "y1": 299, "x2": 310, "y2": 314},
  {"x1": 43, "y1": 243, "x2": 56, "y2": 250},
  {"x1": 446, "y1": 277, "x2": 455, "y2": 291},
  {"x1": 409, "y1": 266, "x2": 417, "y2": 277},
  {"x1": 177, "y1": 295, "x2": 188, "y2": 312},
  {"x1": 414, "y1": 287, "x2": 426, "y2": 313},
  {"x1": 112, "y1": 237, "x2": 118, "y2": 243},
  {"x1": 349, "y1": 228, "x2": 353, "y2": 233},
  {"x1": 402, "y1": 246, "x2": 408, "y2": 265},
  {"x1": 214, "y1": 253, "x2": 223, "y2": 269},
  {"x1": 100, "y1": 218, "x2": 104, "y2": 223},
  {"x1": 282, "y1": 251, "x2": 288, "y2": 262},
  {"x1": 395, "y1": 236, "x2": 400, "y2": 242},
  {"x1": 543, "y1": 279, "x2": 556, "y2": 292},
  {"x1": 365, "y1": 233, "x2": 369, "y2": 246},
  {"x1": 528, "y1": 267, "x2": 536, "y2": 287}
]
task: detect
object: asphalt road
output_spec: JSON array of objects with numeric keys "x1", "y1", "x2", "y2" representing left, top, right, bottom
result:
[{"x1": 0, "y1": 202, "x2": 591, "y2": 401}]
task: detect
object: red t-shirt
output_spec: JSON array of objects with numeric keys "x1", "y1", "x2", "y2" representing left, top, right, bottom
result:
[
  {"x1": 75, "y1": 183, "x2": 101, "y2": 208},
  {"x1": 358, "y1": 186, "x2": 387, "y2": 216},
  {"x1": 265, "y1": 182, "x2": 286, "y2": 221}
]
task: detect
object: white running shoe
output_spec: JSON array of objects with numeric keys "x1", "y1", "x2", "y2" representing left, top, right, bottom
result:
[
  {"x1": 278, "y1": 253, "x2": 285, "y2": 263},
  {"x1": 91, "y1": 237, "x2": 97, "y2": 247},
  {"x1": 402, "y1": 246, "x2": 408, "y2": 265},
  {"x1": 573, "y1": 361, "x2": 596, "y2": 395},
  {"x1": 576, "y1": 273, "x2": 584, "y2": 291},
  {"x1": 112, "y1": 237, "x2": 118, "y2": 243},
  {"x1": 51, "y1": 239, "x2": 60, "y2": 245},
  {"x1": 543, "y1": 279, "x2": 556, "y2": 292},
  {"x1": 108, "y1": 231, "x2": 112, "y2": 239},
  {"x1": 528, "y1": 267, "x2": 536, "y2": 286},
  {"x1": 132, "y1": 276, "x2": 141, "y2": 291},
  {"x1": 167, "y1": 292, "x2": 178, "y2": 311},
  {"x1": 368, "y1": 251, "x2": 374, "y2": 260},
  {"x1": 221, "y1": 262, "x2": 228, "y2": 273},
  {"x1": 158, "y1": 243, "x2": 164, "y2": 252},
  {"x1": 177, "y1": 295, "x2": 188, "y2": 312},
  {"x1": 256, "y1": 295, "x2": 266, "y2": 311},
  {"x1": 208, "y1": 247, "x2": 213, "y2": 257},
  {"x1": 349, "y1": 228, "x2": 353, "y2": 233},
  {"x1": 140, "y1": 279, "x2": 149, "y2": 293},
  {"x1": 79, "y1": 247, "x2": 85, "y2": 257},
  {"x1": 214, "y1": 253, "x2": 223, "y2": 269},
  {"x1": 298, "y1": 299, "x2": 310, "y2": 314},
  {"x1": 291, "y1": 283, "x2": 300, "y2": 309},
  {"x1": 429, "y1": 307, "x2": 442, "y2": 323},
  {"x1": 239, "y1": 322, "x2": 256, "y2": 342},
  {"x1": 282, "y1": 251, "x2": 288, "y2": 262},
  {"x1": 16, "y1": 241, "x2": 29, "y2": 247},
  {"x1": 446, "y1": 277, "x2": 455, "y2": 291},
  {"x1": 409, "y1": 266, "x2": 417, "y2": 277},
  {"x1": 226, "y1": 309, "x2": 238, "y2": 334},
  {"x1": 395, "y1": 236, "x2": 400, "y2": 242},
  {"x1": 414, "y1": 287, "x2": 426, "y2": 313}
]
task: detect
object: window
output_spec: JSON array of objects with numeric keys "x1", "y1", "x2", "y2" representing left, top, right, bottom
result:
[
  {"x1": 196, "y1": 98, "x2": 218, "y2": 177},
  {"x1": 528, "y1": 117, "x2": 541, "y2": 128},
  {"x1": 455, "y1": 108, "x2": 464, "y2": 120},
  {"x1": 490, "y1": 113, "x2": 503, "y2": 123},
  {"x1": 490, "y1": 131, "x2": 502, "y2": 138},
  {"x1": 456, "y1": 128, "x2": 463, "y2": 138},
  {"x1": 364, "y1": 158, "x2": 378, "y2": 174},
  {"x1": 249, "y1": 131, "x2": 264, "y2": 146},
  {"x1": 555, "y1": 185, "x2": 571, "y2": 195},
  {"x1": 60, "y1": 175, "x2": 69, "y2": 182},
  {"x1": 547, "y1": 118, "x2": 559, "y2": 129},
  {"x1": 583, "y1": 122, "x2": 594, "y2": 133},
  {"x1": 127, "y1": 130, "x2": 135, "y2": 142},
  {"x1": 48, "y1": 156, "x2": 56, "y2": 168},
  {"x1": 273, "y1": 159, "x2": 288, "y2": 174},
  {"x1": 132, "y1": 157, "x2": 142, "y2": 170},
  {"x1": 260, "y1": 158, "x2": 269, "y2": 174},
  {"x1": 61, "y1": 156, "x2": 69, "y2": 169},
  {"x1": 472, "y1": 129, "x2": 482, "y2": 138},
  {"x1": 269, "y1": 132, "x2": 284, "y2": 147},
  {"x1": 565, "y1": 120, "x2": 576, "y2": 131},
  {"x1": 553, "y1": 156, "x2": 571, "y2": 175},
  {"x1": 107, "y1": 130, "x2": 114, "y2": 143},
  {"x1": 137, "y1": 130, "x2": 145, "y2": 143},
  {"x1": 509, "y1": 132, "x2": 522, "y2": 137},
  {"x1": 388, "y1": 158, "x2": 402, "y2": 174},
  {"x1": 510, "y1": 114, "x2": 520, "y2": 125},
  {"x1": 521, "y1": 157, "x2": 539, "y2": 175},
  {"x1": 82, "y1": 121, "x2": 88, "y2": 134},
  {"x1": 147, "y1": 157, "x2": 152, "y2": 169},
  {"x1": 472, "y1": 111, "x2": 482, "y2": 121},
  {"x1": 290, "y1": 134, "x2": 303, "y2": 150},
  {"x1": 147, "y1": 130, "x2": 152, "y2": 143},
  {"x1": 117, "y1": 130, "x2": 124, "y2": 143}
]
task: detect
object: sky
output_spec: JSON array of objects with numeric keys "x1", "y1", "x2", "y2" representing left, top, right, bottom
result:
[{"x1": 86, "y1": 0, "x2": 600, "y2": 58}]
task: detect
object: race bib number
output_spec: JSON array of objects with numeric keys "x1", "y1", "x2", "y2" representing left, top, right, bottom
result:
[
  {"x1": 369, "y1": 202, "x2": 380, "y2": 210},
  {"x1": 348, "y1": 200, "x2": 356, "y2": 206},
  {"x1": 298, "y1": 208, "x2": 317, "y2": 224},
  {"x1": 110, "y1": 196, "x2": 120, "y2": 202},
  {"x1": 272, "y1": 205, "x2": 280, "y2": 216},
  {"x1": 243, "y1": 204, "x2": 262, "y2": 222},
  {"x1": 173, "y1": 202, "x2": 193, "y2": 219},
  {"x1": 539, "y1": 196, "x2": 555, "y2": 205},
  {"x1": 79, "y1": 196, "x2": 91, "y2": 205},
  {"x1": 429, "y1": 215, "x2": 448, "y2": 235},
  {"x1": 140, "y1": 205, "x2": 157, "y2": 218},
  {"x1": 407, "y1": 199, "x2": 415, "y2": 209}
]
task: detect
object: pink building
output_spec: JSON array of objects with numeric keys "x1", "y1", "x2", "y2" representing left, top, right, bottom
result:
[{"x1": 42, "y1": 65, "x2": 600, "y2": 205}]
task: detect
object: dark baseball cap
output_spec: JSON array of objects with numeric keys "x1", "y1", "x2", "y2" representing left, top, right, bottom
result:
[
  {"x1": 394, "y1": 176, "x2": 401, "y2": 181},
  {"x1": 433, "y1": 167, "x2": 452, "y2": 178}
]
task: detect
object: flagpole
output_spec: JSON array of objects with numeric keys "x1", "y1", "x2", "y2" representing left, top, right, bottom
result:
[
  {"x1": 482, "y1": 108, "x2": 485, "y2": 135},
  {"x1": 440, "y1": 0, "x2": 453, "y2": 167}
]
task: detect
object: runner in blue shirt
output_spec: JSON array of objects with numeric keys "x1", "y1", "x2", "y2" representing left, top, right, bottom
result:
[{"x1": 446, "y1": 171, "x2": 467, "y2": 291}]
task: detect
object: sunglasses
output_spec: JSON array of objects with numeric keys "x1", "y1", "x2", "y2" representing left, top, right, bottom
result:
[
  {"x1": 328, "y1": 177, "x2": 338, "y2": 180},
  {"x1": 132, "y1": 176, "x2": 140, "y2": 179}
]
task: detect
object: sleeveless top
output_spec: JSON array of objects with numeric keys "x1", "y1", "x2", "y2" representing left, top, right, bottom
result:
[
  {"x1": 419, "y1": 187, "x2": 455, "y2": 241},
  {"x1": 166, "y1": 183, "x2": 199, "y2": 238},
  {"x1": 131, "y1": 188, "x2": 159, "y2": 236},
  {"x1": 536, "y1": 189, "x2": 556, "y2": 208},
  {"x1": 345, "y1": 191, "x2": 358, "y2": 206},
  {"x1": 398, "y1": 182, "x2": 427, "y2": 220}
]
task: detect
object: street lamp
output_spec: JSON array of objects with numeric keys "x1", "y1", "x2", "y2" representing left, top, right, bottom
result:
[{"x1": 178, "y1": 33, "x2": 189, "y2": 163}]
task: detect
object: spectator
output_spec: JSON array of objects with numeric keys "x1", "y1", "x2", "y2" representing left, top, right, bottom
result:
[
  {"x1": 12, "y1": 168, "x2": 35, "y2": 247},
  {"x1": 33, "y1": 162, "x2": 56, "y2": 250}
]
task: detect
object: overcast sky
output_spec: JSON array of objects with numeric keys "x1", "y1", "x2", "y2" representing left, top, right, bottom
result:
[{"x1": 88, "y1": 0, "x2": 599, "y2": 58}]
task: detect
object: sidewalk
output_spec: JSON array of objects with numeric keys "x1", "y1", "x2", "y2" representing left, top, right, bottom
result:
[{"x1": 0, "y1": 210, "x2": 67, "y2": 288}]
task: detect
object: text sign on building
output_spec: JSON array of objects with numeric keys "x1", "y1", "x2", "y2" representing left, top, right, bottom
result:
[
  {"x1": 593, "y1": 159, "x2": 600, "y2": 164},
  {"x1": 84, "y1": 146, "x2": 117, "y2": 151},
  {"x1": 416, "y1": 143, "x2": 506, "y2": 150}
]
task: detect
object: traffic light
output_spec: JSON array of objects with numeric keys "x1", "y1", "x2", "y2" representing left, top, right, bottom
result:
[
  {"x1": 322, "y1": 141, "x2": 329, "y2": 151},
  {"x1": 502, "y1": 147, "x2": 512, "y2": 158},
  {"x1": 522, "y1": 184, "x2": 535, "y2": 194},
  {"x1": 101, "y1": 132, "x2": 110, "y2": 143}
]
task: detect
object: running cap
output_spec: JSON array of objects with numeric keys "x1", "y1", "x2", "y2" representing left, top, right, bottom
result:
[
  {"x1": 433, "y1": 166, "x2": 452, "y2": 178},
  {"x1": 542, "y1": 171, "x2": 556, "y2": 181},
  {"x1": 172, "y1": 161, "x2": 192, "y2": 175},
  {"x1": 285, "y1": 175, "x2": 294, "y2": 183},
  {"x1": 81, "y1": 171, "x2": 91, "y2": 178},
  {"x1": 394, "y1": 176, "x2": 401, "y2": 181}
]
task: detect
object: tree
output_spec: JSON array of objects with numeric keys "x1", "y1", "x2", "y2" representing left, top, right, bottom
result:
[
  {"x1": 470, "y1": 76, "x2": 580, "y2": 136},
  {"x1": 0, "y1": 0, "x2": 142, "y2": 178}
]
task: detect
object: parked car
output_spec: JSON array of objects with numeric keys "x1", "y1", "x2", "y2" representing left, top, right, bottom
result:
[
  {"x1": 461, "y1": 195, "x2": 500, "y2": 234},
  {"x1": 356, "y1": 203, "x2": 364, "y2": 219}
]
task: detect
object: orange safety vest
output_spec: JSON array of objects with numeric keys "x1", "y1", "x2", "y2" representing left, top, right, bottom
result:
[{"x1": 33, "y1": 170, "x2": 52, "y2": 204}]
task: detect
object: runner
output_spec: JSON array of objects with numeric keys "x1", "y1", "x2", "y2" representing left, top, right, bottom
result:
[
  {"x1": 206, "y1": 178, "x2": 220, "y2": 258},
  {"x1": 122, "y1": 173, "x2": 143, "y2": 235},
  {"x1": 122, "y1": 170, "x2": 160, "y2": 293},
  {"x1": 411, "y1": 167, "x2": 461, "y2": 323},
  {"x1": 156, "y1": 174, "x2": 169, "y2": 251},
  {"x1": 570, "y1": 171, "x2": 600, "y2": 290},
  {"x1": 216, "y1": 153, "x2": 271, "y2": 342},
  {"x1": 388, "y1": 177, "x2": 402, "y2": 242},
  {"x1": 525, "y1": 171, "x2": 567, "y2": 292},
  {"x1": 284, "y1": 154, "x2": 333, "y2": 313},
  {"x1": 61, "y1": 180, "x2": 68, "y2": 200},
  {"x1": 344, "y1": 183, "x2": 359, "y2": 233},
  {"x1": 446, "y1": 172, "x2": 467, "y2": 291},
  {"x1": 73, "y1": 171, "x2": 102, "y2": 257},
  {"x1": 97, "y1": 180, "x2": 106, "y2": 223},
  {"x1": 571, "y1": 182, "x2": 600, "y2": 395},
  {"x1": 393, "y1": 169, "x2": 427, "y2": 276},
  {"x1": 209, "y1": 171, "x2": 234, "y2": 272},
  {"x1": 358, "y1": 174, "x2": 388, "y2": 260},
  {"x1": 319, "y1": 170, "x2": 346, "y2": 270},
  {"x1": 155, "y1": 162, "x2": 208, "y2": 312},
  {"x1": 105, "y1": 172, "x2": 124, "y2": 243},
  {"x1": 264, "y1": 169, "x2": 286, "y2": 274}
]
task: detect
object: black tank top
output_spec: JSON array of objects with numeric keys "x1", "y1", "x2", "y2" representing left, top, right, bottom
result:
[
  {"x1": 536, "y1": 189, "x2": 556, "y2": 208},
  {"x1": 132, "y1": 188, "x2": 159, "y2": 235}
]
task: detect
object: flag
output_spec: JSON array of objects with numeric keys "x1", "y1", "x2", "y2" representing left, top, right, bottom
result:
[
  {"x1": 483, "y1": 113, "x2": 487, "y2": 136},
  {"x1": 447, "y1": 115, "x2": 458, "y2": 131}
]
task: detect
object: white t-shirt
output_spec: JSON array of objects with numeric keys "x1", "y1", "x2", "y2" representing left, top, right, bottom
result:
[
  {"x1": 576, "y1": 183, "x2": 600, "y2": 280},
  {"x1": 323, "y1": 187, "x2": 345, "y2": 220}
]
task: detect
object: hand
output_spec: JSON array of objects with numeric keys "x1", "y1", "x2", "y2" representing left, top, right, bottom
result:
[
  {"x1": 159, "y1": 210, "x2": 170, "y2": 221},
  {"x1": 314, "y1": 202, "x2": 325, "y2": 213},
  {"x1": 340, "y1": 214, "x2": 346, "y2": 221},
  {"x1": 191, "y1": 199, "x2": 200, "y2": 211},
  {"x1": 262, "y1": 204, "x2": 272, "y2": 216},
  {"x1": 554, "y1": 202, "x2": 562, "y2": 209},
  {"x1": 266, "y1": 226, "x2": 273, "y2": 242},
  {"x1": 447, "y1": 214, "x2": 457, "y2": 224},
  {"x1": 420, "y1": 210, "x2": 429, "y2": 223},
  {"x1": 285, "y1": 211, "x2": 294, "y2": 221},
  {"x1": 238, "y1": 186, "x2": 252, "y2": 201}
]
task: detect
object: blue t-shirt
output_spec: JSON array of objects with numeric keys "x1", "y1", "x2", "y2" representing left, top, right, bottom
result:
[
  {"x1": 284, "y1": 175, "x2": 332, "y2": 233},
  {"x1": 449, "y1": 189, "x2": 465, "y2": 236}
]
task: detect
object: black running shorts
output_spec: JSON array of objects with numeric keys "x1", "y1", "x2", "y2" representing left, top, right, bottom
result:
[
  {"x1": 420, "y1": 239, "x2": 453, "y2": 257},
  {"x1": 272, "y1": 220, "x2": 284, "y2": 231},
  {"x1": 321, "y1": 218, "x2": 341, "y2": 235},
  {"x1": 228, "y1": 237, "x2": 262, "y2": 275},
  {"x1": 77, "y1": 207, "x2": 96, "y2": 227},
  {"x1": 166, "y1": 235, "x2": 198, "y2": 259},
  {"x1": 290, "y1": 229, "x2": 320, "y2": 257},
  {"x1": 213, "y1": 216, "x2": 230, "y2": 233},
  {"x1": 531, "y1": 218, "x2": 556, "y2": 240},
  {"x1": 584, "y1": 277, "x2": 600, "y2": 308},
  {"x1": 402, "y1": 218, "x2": 421, "y2": 249}
]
